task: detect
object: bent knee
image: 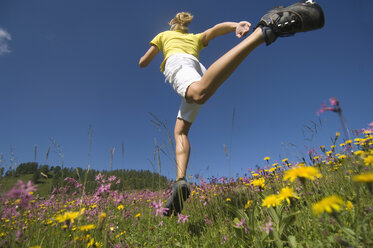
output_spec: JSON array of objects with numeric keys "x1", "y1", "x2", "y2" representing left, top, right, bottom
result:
[{"x1": 186, "y1": 88, "x2": 209, "y2": 104}]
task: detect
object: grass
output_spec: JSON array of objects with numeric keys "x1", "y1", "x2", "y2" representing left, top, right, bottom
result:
[{"x1": 0, "y1": 131, "x2": 372, "y2": 248}]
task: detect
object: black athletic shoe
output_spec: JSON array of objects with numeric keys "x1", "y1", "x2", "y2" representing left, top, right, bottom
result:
[
  {"x1": 164, "y1": 178, "x2": 190, "y2": 216},
  {"x1": 257, "y1": 0, "x2": 325, "y2": 45}
]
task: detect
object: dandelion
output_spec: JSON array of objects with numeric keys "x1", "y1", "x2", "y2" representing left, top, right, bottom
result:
[
  {"x1": 135, "y1": 213, "x2": 141, "y2": 218},
  {"x1": 261, "y1": 194, "x2": 281, "y2": 208},
  {"x1": 283, "y1": 165, "x2": 322, "y2": 183},
  {"x1": 55, "y1": 210, "x2": 82, "y2": 224},
  {"x1": 264, "y1": 156, "x2": 270, "y2": 161},
  {"x1": 345, "y1": 201, "x2": 353, "y2": 211},
  {"x1": 312, "y1": 195, "x2": 344, "y2": 216},
  {"x1": 226, "y1": 198, "x2": 231, "y2": 202},
  {"x1": 117, "y1": 205, "x2": 124, "y2": 210},
  {"x1": 353, "y1": 172, "x2": 373, "y2": 183},
  {"x1": 245, "y1": 200, "x2": 253, "y2": 209},
  {"x1": 278, "y1": 187, "x2": 300, "y2": 205},
  {"x1": 80, "y1": 224, "x2": 96, "y2": 232},
  {"x1": 250, "y1": 178, "x2": 265, "y2": 188},
  {"x1": 364, "y1": 155, "x2": 373, "y2": 166}
]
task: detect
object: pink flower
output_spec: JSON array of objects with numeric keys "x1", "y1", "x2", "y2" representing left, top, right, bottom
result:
[
  {"x1": 260, "y1": 217, "x2": 274, "y2": 235},
  {"x1": 6, "y1": 180, "x2": 37, "y2": 208},
  {"x1": 329, "y1": 97, "x2": 339, "y2": 106},
  {"x1": 177, "y1": 213, "x2": 189, "y2": 224},
  {"x1": 152, "y1": 199, "x2": 169, "y2": 217}
]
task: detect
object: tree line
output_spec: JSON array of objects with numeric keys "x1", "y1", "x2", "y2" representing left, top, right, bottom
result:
[{"x1": 1, "y1": 162, "x2": 169, "y2": 193}]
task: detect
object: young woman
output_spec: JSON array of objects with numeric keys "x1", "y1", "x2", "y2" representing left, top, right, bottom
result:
[{"x1": 139, "y1": 1, "x2": 324, "y2": 216}]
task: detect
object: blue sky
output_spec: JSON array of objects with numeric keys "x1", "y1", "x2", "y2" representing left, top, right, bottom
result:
[{"x1": 1, "y1": 0, "x2": 372, "y2": 180}]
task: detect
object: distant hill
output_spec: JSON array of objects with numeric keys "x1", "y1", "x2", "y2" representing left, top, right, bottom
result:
[{"x1": 0, "y1": 162, "x2": 169, "y2": 196}]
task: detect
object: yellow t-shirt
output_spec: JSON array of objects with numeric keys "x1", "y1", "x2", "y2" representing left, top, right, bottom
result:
[{"x1": 150, "y1": 30, "x2": 205, "y2": 72}]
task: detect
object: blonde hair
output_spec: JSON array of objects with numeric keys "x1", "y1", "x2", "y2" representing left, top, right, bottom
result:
[{"x1": 169, "y1": 12, "x2": 194, "y2": 33}]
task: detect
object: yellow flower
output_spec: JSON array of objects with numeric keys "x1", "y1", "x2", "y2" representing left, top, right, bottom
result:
[
  {"x1": 353, "y1": 172, "x2": 373, "y2": 183},
  {"x1": 278, "y1": 187, "x2": 300, "y2": 205},
  {"x1": 269, "y1": 167, "x2": 277, "y2": 173},
  {"x1": 345, "y1": 201, "x2": 353, "y2": 211},
  {"x1": 354, "y1": 150, "x2": 364, "y2": 156},
  {"x1": 250, "y1": 178, "x2": 265, "y2": 188},
  {"x1": 87, "y1": 238, "x2": 95, "y2": 248},
  {"x1": 338, "y1": 155, "x2": 347, "y2": 159},
  {"x1": 55, "y1": 210, "x2": 82, "y2": 223},
  {"x1": 364, "y1": 155, "x2": 373, "y2": 166},
  {"x1": 282, "y1": 158, "x2": 288, "y2": 163},
  {"x1": 336, "y1": 132, "x2": 340, "y2": 137},
  {"x1": 283, "y1": 166, "x2": 322, "y2": 182},
  {"x1": 29, "y1": 246, "x2": 41, "y2": 248},
  {"x1": 261, "y1": 195, "x2": 281, "y2": 208},
  {"x1": 226, "y1": 198, "x2": 231, "y2": 202},
  {"x1": 135, "y1": 213, "x2": 141, "y2": 218},
  {"x1": 79, "y1": 224, "x2": 96, "y2": 232},
  {"x1": 345, "y1": 140, "x2": 353, "y2": 144},
  {"x1": 312, "y1": 195, "x2": 344, "y2": 216},
  {"x1": 117, "y1": 205, "x2": 124, "y2": 210},
  {"x1": 98, "y1": 212, "x2": 106, "y2": 223},
  {"x1": 264, "y1": 156, "x2": 270, "y2": 161},
  {"x1": 245, "y1": 200, "x2": 253, "y2": 209}
]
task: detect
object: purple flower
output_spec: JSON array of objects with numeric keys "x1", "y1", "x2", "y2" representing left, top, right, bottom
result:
[
  {"x1": 64, "y1": 177, "x2": 83, "y2": 189},
  {"x1": 260, "y1": 217, "x2": 274, "y2": 235},
  {"x1": 6, "y1": 180, "x2": 37, "y2": 208},
  {"x1": 152, "y1": 199, "x2": 168, "y2": 217},
  {"x1": 177, "y1": 213, "x2": 189, "y2": 224}
]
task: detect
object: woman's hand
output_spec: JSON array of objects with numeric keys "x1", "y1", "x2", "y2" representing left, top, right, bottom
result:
[{"x1": 235, "y1": 21, "x2": 251, "y2": 38}]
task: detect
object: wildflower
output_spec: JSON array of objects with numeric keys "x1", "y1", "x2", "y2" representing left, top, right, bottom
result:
[
  {"x1": 117, "y1": 205, "x2": 124, "y2": 210},
  {"x1": 261, "y1": 194, "x2": 281, "y2": 208},
  {"x1": 152, "y1": 199, "x2": 169, "y2": 217},
  {"x1": 135, "y1": 213, "x2": 141, "y2": 218},
  {"x1": 336, "y1": 132, "x2": 340, "y2": 137},
  {"x1": 177, "y1": 213, "x2": 189, "y2": 224},
  {"x1": 80, "y1": 224, "x2": 96, "y2": 231},
  {"x1": 250, "y1": 178, "x2": 265, "y2": 188},
  {"x1": 338, "y1": 155, "x2": 347, "y2": 160},
  {"x1": 55, "y1": 210, "x2": 82, "y2": 224},
  {"x1": 6, "y1": 180, "x2": 37, "y2": 208},
  {"x1": 87, "y1": 238, "x2": 95, "y2": 248},
  {"x1": 354, "y1": 150, "x2": 364, "y2": 156},
  {"x1": 278, "y1": 187, "x2": 300, "y2": 205},
  {"x1": 345, "y1": 201, "x2": 353, "y2": 211},
  {"x1": 260, "y1": 217, "x2": 274, "y2": 235},
  {"x1": 264, "y1": 156, "x2": 270, "y2": 161},
  {"x1": 98, "y1": 212, "x2": 107, "y2": 222},
  {"x1": 312, "y1": 195, "x2": 344, "y2": 216},
  {"x1": 245, "y1": 200, "x2": 253, "y2": 209},
  {"x1": 353, "y1": 172, "x2": 373, "y2": 183},
  {"x1": 282, "y1": 158, "x2": 288, "y2": 163},
  {"x1": 226, "y1": 198, "x2": 231, "y2": 202},
  {"x1": 364, "y1": 155, "x2": 373, "y2": 166},
  {"x1": 283, "y1": 166, "x2": 322, "y2": 183}
]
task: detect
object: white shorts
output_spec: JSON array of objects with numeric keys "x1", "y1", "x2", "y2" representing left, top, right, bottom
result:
[{"x1": 163, "y1": 54, "x2": 206, "y2": 123}]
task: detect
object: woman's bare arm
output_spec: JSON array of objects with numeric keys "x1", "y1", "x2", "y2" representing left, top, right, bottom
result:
[
  {"x1": 139, "y1": 45, "x2": 159, "y2": 68},
  {"x1": 201, "y1": 21, "x2": 251, "y2": 46}
]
